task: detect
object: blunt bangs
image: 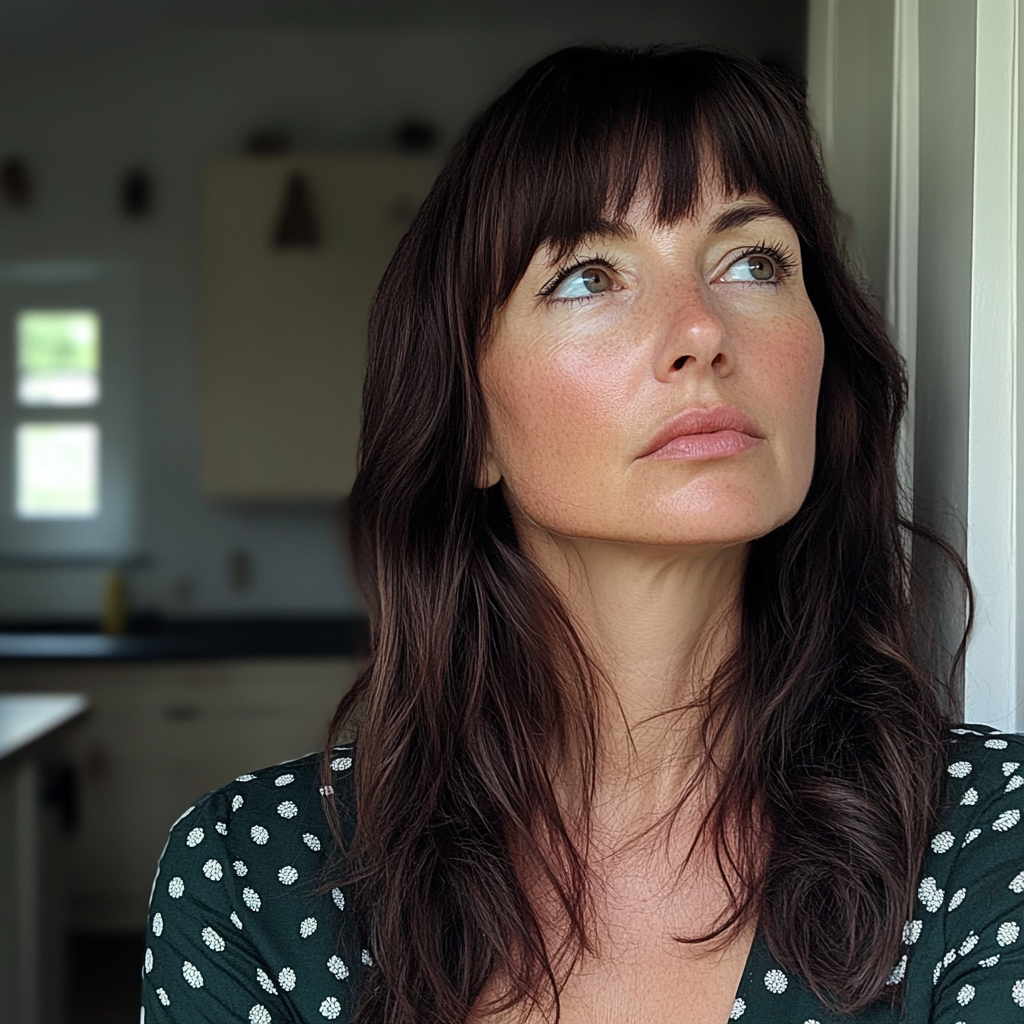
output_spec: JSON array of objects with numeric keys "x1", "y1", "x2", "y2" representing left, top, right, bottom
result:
[{"x1": 447, "y1": 46, "x2": 831, "y2": 338}]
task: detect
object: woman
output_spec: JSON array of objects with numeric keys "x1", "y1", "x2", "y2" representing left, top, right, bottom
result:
[{"x1": 142, "y1": 47, "x2": 1022, "y2": 1024}]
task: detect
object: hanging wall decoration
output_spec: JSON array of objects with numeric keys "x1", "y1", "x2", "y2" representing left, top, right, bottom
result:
[
  {"x1": 272, "y1": 172, "x2": 322, "y2": 249},
  {"x1": 120, "y1": 167, "x2": 155, "y2": 218},
  {"x1": 1, "y1": 155, "x2": 34, "y2": 207}
]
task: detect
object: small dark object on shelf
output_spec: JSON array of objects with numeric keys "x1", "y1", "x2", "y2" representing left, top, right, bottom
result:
[
  {"x1": 1, "y1": 155, "x2": 33, "y2": 207},
  {"x1": 272, "y1": 172, "x2": 322, "y2": 248},
  {"x1": 120, "y1": 168, "x2": 154, "y2": 218},
  {"x1": 395, "y1": 118, "x2": 438, "y2": 153},
  {"x1": 246, "y1": 129, "x2": 291, "y2": 155}
]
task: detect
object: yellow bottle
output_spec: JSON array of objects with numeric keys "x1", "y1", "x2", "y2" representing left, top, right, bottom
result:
[{"x1": 101, "y1": 570, "x2": 129, "y2": 635}]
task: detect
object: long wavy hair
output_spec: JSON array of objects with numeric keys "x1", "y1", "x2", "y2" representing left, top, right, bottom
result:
[{"x1": 326, "y1": 45, "x2": 967, "y2": 1024}]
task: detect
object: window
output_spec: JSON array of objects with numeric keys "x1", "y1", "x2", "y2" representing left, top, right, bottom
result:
[
  {"x1": 0, "y1": 261, "x2": 138, "y2": 559},
  {"x1": 14, "y1": 309, "x2": 102, "y2": 519}
]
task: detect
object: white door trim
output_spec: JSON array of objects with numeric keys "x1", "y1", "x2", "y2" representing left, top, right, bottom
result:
[{"x1": 964, "y1": 0, "x2": 1020, "y2": 730}]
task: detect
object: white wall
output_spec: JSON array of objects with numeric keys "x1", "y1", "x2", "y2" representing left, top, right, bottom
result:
[{"x1": 0, "y1": 14, "x2": 805, "y2": 620}]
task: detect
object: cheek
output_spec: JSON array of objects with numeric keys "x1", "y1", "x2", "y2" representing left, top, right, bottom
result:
[{"x1": 482, "y1": 340, "x2": 636, "y2": 506}]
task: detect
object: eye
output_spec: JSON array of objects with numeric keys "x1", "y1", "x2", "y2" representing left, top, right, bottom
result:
[
  {"x1": 550, "y1": 265, "x2": 614, "y2": 299},
  {"x1": 721, "y1": 253, "x2": 778, "y2": 283}
]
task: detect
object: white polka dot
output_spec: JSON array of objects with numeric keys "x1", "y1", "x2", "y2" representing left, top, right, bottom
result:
[
  {"x1": 803, "y1": 1021, "x2": 822, "y2": 1024},
  {"x1": 278, "y1": 865, "x2": 299, "y2": 885},
  {"x1": 156, "y1": 988, "x2": 170, "y2": 1006},
  {"x1": 948, "y1": 888, "x2": 967, "y2": 911},
  {"x1": 1013, "y1": 979, "x2": 1024, "y2": 1007},
  {"x1": 185, "y1": 827, "x2": 204, "y2": 847},
  {"x1": 232, "y1": 795, "x2": 244, "y2": 812},
  {"x1": 182, "y1": 961, "x2": 204, "y2": 988},
  {"x1": 957, "y1": 984, "x2": 975, "y2": 1006},
  {"x1": 886, "y1": 955, "x2": 907, "y2": 985},
  {"x1": 303, "y1": 833, "x2": 322, "y2": 851},
  {"x1": 994, "y1": 809, "x2": 1021, "y2": 832},
  {"x1": 998, "y1": 921, "x2": 1021, "y2": 946},
  {"x1": 918, "y1": 876, "x2": 945, "y2": 912},
  {"x1": 331, "y1": 757, "x2": 352, "y2": 772},
  {"x1": 327, "y1": 955, "x2": 349, "y2": 980},
  {"x1": 931, "y1": 831, "x2": 955, "y2": 853},
  {"x1": 231, "y1": 911, "x2": 243, "y2": 930},
  {"x1": 332, "y1": 888, "x2": 345, "y2": 911},
  {"x1": 145, "y1": 948, "x2": 153, "y2": 973},
  {"x1": 251, "y1": 825, "x2": 270, "y2": 845},
  {"x1": 1004, "y1": 762, "x2": 1021, "y2": 776},
  {"x1": 961, "y1": 788, "x2": 979, "y2": 806},
  {"x1": 980, "y1": 954, "x2": 1001, "y2": 967},
  {"x1": 948, "y1": 761, "x2": 973, "y2": 778},
  {"x1": 320, "y1": 997, "x2": 341, "y2": 1020},
  {"x1": 903, "y1": 920, "x2": 922, "y2": 945},
  {"x1": 300, "y1": 916, "x2": 317, "y2": 938},
  {"x1": 168, "y1": 876, "x2": 184, "y2": 899},
  {"x1": 764, "y1": 969, "x2": 788, "y2": 994},
  {"x1": 249, "y1": 1005, "x2": 271, "y2": 1024},
  {"x1": 320, "y1": 785, "x2": 334, "y2": 796},
  {"x1": 944, "y1": 949, "x2": 958, "y2": 968},
  {"x1": 361, "y1": 949, "x2": 373, "y2": 966},
  {"x1": 274, "y1": 774, "x2": 295, "y2": 787},
  {"x1": 1012, "y1": 871, "x2": 1024, "y2": 893},
  {"x1": 962, "y1": 828, "x2": 981, "y2": 847},
  {"x1": 278, "y1": 967, "x2": 296, "y2": 991},
  {"x1": 242, "y1": 887, "x2": 261, "y2": 912},
  {"x1": 215, "y1": 821, "x2": 228, "y2": 835},
  {"x1": 257, "y1": 968, "x2": 278, "y2": 994},
  {"x1": 203, "y1": 859, "x2": 223, "y2": 881},
  {"x1": 933, "y1": 960, "x2": 943, "y2": 985},
  {"x1": 236, "y1": 774, "x2": 256, "y2": 782},
  {"x1": 729, "y1": 998, "x2": 745, "y2": 1019},
  {"x1": 987, "y1": 738, "x2": 1009, "y2": 748},
  {"x1": 233, "y1": 860, "x2": 248, "y2": 877},
  {"x1": 277, "y1": 801, "x2": 298, "y2": 819},
  {"x1": 960, "y1": 932, "x2": 979, "y2": 955},
  {"x1": 1007, "y1": 776, "x2": 1024, "y2": 793},
  {"x1": 152, "y1": 912, "x2": 163, "y2": 937},
  {"x1": 202, "y1": 927, "x2": 225, "y2": 952}
]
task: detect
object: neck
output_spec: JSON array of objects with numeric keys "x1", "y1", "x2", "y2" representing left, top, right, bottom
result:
[{"x1": 521, "y1": 527, "x2": 748, "y2": 815}]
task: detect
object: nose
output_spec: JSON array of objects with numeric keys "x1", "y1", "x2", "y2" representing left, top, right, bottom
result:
[{"x1": 655, "y1": 281, "x2": 732, "y2": 382}]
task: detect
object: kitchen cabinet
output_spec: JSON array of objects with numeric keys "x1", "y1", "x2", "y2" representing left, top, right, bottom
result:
[
  {"x1": 1, "y1": 658, "x2": 360, "y2": 932},
  {"x1": 200, "y1": 154, "x2": 439, "y2": 500}
]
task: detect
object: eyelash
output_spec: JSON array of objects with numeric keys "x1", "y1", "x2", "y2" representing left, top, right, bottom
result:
[{"x1": 538, "y1": 240, "x2": 799, "y2": 302}]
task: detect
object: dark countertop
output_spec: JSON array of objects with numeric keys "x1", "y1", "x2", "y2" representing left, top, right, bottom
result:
[{"x1": 0, "y1": 616, "x2": 369, "y2": 661}]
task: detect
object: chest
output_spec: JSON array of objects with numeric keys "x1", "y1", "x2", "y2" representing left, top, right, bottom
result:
[{"x1": 474, "y1": 858, "x2": 755, "y2": 1024}]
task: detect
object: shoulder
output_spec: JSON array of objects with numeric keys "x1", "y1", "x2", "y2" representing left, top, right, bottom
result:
[
  {"x1": 900, "y1": 725, "x2": 1024, "y2": 1019},
  {"x1": 142, "y1": 747, "x2": 364, "y2": 1022}
]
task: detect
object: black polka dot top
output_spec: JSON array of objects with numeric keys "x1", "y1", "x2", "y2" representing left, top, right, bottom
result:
[{"x1": 141, "y1": 726, "x2": 1024, "y2": 1022}]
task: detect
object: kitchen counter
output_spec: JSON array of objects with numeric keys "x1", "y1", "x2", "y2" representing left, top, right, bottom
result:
[
  {"x1": 0, "y1": 615, "x2": 369, "y2": 661},
  {"x1": 0, "y1": 693, "x2": 88, "y2": 760}
]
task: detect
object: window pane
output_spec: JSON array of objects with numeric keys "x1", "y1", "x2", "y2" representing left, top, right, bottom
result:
[
  {"x1": 16, "y1": 309, "x2": 100, "y2": 406},
  {"x1": 15, "y1": 422, "x2": 100, "y2": 518}
]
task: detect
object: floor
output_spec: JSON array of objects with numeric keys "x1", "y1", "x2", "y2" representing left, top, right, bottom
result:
[{"x1": 66, "y1": 932, "x2": 145, "y2": 1024}]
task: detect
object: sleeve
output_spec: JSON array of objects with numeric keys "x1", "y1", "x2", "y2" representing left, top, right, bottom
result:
[
  {"x1": 930, "y1": 737, "x2": 1024, "y2": 1023},
  {"x1": 141, "y1": 789, "x2": 297, "y2": 1024}
]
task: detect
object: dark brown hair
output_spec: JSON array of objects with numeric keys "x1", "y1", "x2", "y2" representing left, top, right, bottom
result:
[{"x1": 326, "y1": 45, "x2": 965, "y2": 1023}]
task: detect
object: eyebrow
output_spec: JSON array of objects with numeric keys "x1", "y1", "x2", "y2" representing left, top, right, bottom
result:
[{"x1": 708, "y1": 202, "x2": 787, "y2": 235}]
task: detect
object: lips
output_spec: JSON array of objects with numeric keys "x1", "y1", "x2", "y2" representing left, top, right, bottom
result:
[{"x1": 640, "y1": 404, "x2": 764, "y2": 461}]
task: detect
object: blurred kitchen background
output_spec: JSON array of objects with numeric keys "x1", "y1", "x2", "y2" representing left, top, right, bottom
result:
[{"x1": 0, "y1": 2, "x2": 806, "y2": 1021}]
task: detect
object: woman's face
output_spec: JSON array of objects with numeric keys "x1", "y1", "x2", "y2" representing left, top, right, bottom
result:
[{"x1": 478, "y1": 187, "x2": 824, "y2": 550}]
